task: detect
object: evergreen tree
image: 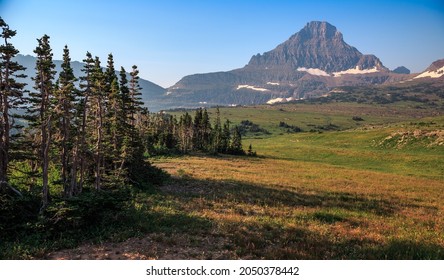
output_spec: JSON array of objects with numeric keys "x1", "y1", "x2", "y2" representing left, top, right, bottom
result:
[
  {"x1": 201, "y1": 109, "x2": 212, "y2": 151},
  {"x1": 165, "y1": 114, "x2": 178, "y2": 150},
  {"x1": 192, "y1": 108, "x2": 203, "y2": 150},
  {"x1": 119, "y1": 66, "x2": 130, "y2": 120},
  {"x1": 178, "y1": 112, "x2": 193, "y2": 153},
  {"x1": 28, "y1": 34, "x2": 56, "y2": 211},
  {"x1": 221, "y1": 119, "x2": 231, "y2": 153},
  {"x1": 107, "y1": 77, "x2": 123, "y2": 169},
  {"x1": 104, "y1": 53, "x2": 117, "y2": 93},
  {"x1": 76, "y1": 52, "x2": 95, "y2": 193},
  {"x1": 247, "y1": 143, "x2": 256, "y2": 156},
  {"x1": 54, "y1": 45, "x2": 77, "y2": 197},
  {"x1": 90, "y1": 56, "x2": 106, "y2": 190},
  {"x1": 118, "y1": 67, "x2": 132, "y2": 135},
  {"x1": 211, "y1": 107, "x2": 223, "y2": 154},
  {"x1": 229, "y1": 125, "x2": 244, "y2": 155},
  {"x1": 128, "y1": 65, "x2": 143, "y2": 127},
  {"x1": 0, "y1": 17, "x2": 27, "y2": 189}
]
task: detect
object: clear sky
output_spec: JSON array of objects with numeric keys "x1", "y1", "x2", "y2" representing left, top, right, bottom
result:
[{"x1": 1, "y1": 0, "x2": 444, "y2": 88}]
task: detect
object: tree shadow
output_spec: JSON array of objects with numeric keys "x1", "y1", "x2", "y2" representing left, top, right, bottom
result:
[
  {"x1": 162, "y1": 177, "x2": 399, "y2": 216},
  {"x1": 149, "y1": 176, "x2": 443, "y2": 259}
]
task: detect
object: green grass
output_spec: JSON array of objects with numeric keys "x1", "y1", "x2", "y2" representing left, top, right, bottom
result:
[
  {"x1": 247, "y1": 128, "x2": 444, "y2": 179},
  {"x1": 207, "y1": 102, "x2": 441, "y2": 133}
]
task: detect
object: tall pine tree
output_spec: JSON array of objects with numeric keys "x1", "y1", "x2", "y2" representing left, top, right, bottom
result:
[
  {"x1": 54, "y1": 45, "x2": 77, "y2": 197},
  {"x1": 75, "y1": 52, "x2": 95, "y2": 193},
  {"x1": 28, "y1": 34, "x2": 56, "y2": 211},
  {"x1": 128, "y1": 65, "x2": 143, "y2": 127},
  {"x1": 211, "y1": 107, "x2": 223, "y2": 154},
  {"x1": 0, "y1": 17, "x2": 27, "y2": 191},
  {"x1": 90, "y1": 56, "x2": 106, "y2": 190}
]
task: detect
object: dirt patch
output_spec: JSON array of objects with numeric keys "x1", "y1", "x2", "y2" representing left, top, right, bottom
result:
[{"x1": 46, "y1": 233, "x2": 238, "y2": 260}]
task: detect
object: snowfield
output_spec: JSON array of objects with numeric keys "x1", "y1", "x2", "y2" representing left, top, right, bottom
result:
[
  {"x1": 297, "y1": 67, "x2": 330, "y2": 76},
  {"x1": 296, "y1": 66, "x2": 381, "y2": 77},
  {"x1": 266, "y1": 97, "x2": 295, "y2": 104},
  {"x1": 333, "y1": 66, "x2": 379, "y2": 77},
  {"x1": 236, "y1": 85, "x2": 269, "y2": 92},
  {"x1": 414, "y1": 66, "x2": 444, "y2": 79}
]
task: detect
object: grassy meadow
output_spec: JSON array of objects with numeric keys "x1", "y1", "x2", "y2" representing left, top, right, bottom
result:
[{"x1": 139, "y1": 102, "x2": 443, "y2": 259}]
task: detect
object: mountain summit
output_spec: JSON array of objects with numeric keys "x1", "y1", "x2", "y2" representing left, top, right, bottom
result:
[
  {"x1": 246, "y1": 21, "x2": 386, "y2": 73},
  {"x1": 162, "y1": 21, "x2": 414, "y2": 109}
]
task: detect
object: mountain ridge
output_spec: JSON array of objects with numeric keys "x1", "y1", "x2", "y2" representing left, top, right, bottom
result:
[{"x1": 14, "y1": 54, "x2": 167, "y2": 112}]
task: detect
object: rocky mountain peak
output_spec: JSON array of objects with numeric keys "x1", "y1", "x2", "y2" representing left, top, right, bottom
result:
[
  {"x1": 392, "y1": 66, "x2": 411, "y2": 74},
  {"x1": 300, "y1": 21, "x2": 340, "y2": 40},
  {"x1": 245, "y1": 21, "x2": 385, "y2": 73}
]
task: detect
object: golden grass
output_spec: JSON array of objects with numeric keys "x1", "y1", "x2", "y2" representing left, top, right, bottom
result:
[
  {"x1": 145, "y1": 109, "x2": 444, "y2": 259},
  {"x1": 150, "y1": 154, "x2": 444, "y2": 259}
]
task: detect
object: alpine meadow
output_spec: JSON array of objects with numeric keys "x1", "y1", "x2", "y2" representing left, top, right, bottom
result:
[{"x1": 0, "y1": 8, "x2": 443, "y2": 261}]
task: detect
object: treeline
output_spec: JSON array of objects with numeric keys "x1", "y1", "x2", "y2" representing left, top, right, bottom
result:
[{"x1": 142, "y1": 108, "x2": 246, "y2": 156}]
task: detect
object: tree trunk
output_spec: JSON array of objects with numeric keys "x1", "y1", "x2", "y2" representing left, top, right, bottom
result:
[
  {"x1": 0, "y1": 60, "x2": 10, "y2": 184},
  {"x1": 78, "y1": 95, "x2": 89, "y2": 194},
  {"x1": 40, "y1": 115, "x2": 51, "y2": 213},
  {"x1": 94, "y1": 95, "x2": 102, "y2": 191}
]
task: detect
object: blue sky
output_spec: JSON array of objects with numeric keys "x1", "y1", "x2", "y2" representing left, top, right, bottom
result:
[{"x1": 1, "y1": 0, "x2": 444, "y2": 87}]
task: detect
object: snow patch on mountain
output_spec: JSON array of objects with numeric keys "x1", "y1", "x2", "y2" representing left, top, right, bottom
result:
[
  {"x1": 266, "y1": 97, "x2": 295, "y2": 104},
  {"x1": 297, "y1": 67, "x2": 330, "y2": 77},
  {"x1": 267, "y1": 82, "x2": 280, "y2": 85},
  {"x1": 236, "y1": 85, "x2": 269, "y2": 92},
  {"x1": 413, "y1": 66, "x2": 444, "y2": 79},
  {"x1": 333, "y1": 66, "x2": 379, "y2": 76}
]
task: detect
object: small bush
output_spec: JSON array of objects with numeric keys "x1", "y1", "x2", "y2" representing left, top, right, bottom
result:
[
  {"x1": 279, "y1": 121, "x2": 302, "y2": 133},
  {"x1": 238, "y1": 120, "x2": 270, "y2": 136}
]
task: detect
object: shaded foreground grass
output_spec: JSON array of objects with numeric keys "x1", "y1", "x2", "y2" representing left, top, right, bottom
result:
[{"x1": 147, "y1": 155, "x2": 443, "y2": 259}]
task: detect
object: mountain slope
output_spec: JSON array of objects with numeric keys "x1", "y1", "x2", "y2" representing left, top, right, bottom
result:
[
  {"x1": 164, "y1": 21, "x2": 408, "y2": 108},
  {"x1": 14, "y1": 54, "x2": 166, "y2": 112},
  {"x1": 413, "y1": 59, "x2": 444, "y2": 80}
]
